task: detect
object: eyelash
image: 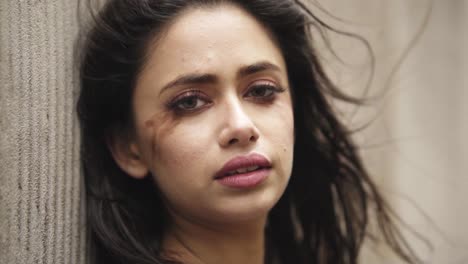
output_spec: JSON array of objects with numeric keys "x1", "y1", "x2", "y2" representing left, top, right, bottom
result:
[
  {"x1": 167, "y1": 90, "x2": 212, "y2": 114},
  {"x1": 167, "y1": 81, "x2": 285, "y2": 114},
  {"x1": 245, "y1": 82, "x2": 285, "y2": 102}
]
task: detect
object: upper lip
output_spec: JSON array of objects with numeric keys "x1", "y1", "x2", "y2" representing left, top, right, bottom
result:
[{"x1": 214, "y1": 153, "x2": 272, "y2": 179}]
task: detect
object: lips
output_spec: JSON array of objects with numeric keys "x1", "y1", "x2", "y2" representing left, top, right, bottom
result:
[
  {"x1": 224, "y1": 165, "x2": 261, "y2": 176},
  {"x1": 214, "y1": 153, "x2": 272, "y2": 179}
]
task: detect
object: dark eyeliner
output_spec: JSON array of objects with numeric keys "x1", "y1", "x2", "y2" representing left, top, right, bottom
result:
[
  {"x1": 244, "y1": 82, "x2": 286, "y2": 102},
  {"x1": 166, "y1": 90, "x2": 211, "y2": 113}
]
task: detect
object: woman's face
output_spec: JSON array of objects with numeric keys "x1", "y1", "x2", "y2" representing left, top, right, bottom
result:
[{"x1": 126, "y1": 4, "x2": 294, "y2": 225}]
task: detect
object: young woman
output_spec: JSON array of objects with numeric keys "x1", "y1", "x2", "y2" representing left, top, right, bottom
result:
[{"x1": 77, "y1": 0, "x2": 420, "y2": 263}]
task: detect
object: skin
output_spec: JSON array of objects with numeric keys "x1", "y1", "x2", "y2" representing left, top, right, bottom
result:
[{"x1": 111, "y1": 4, "x2": 294, "y2": 264}]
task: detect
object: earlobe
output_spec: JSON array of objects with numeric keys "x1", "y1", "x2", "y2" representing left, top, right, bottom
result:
[{"x1": 107, "y1": 137, "x2": 149, "y2": 179}]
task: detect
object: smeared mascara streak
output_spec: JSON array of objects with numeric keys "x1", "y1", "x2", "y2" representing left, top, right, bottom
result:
[
  {"x1": 144, "y1": 115, "x2": 157, "y2": 163},
  {"x1": 144, "y1": 111, "x2": 182, "y2": 162},
  {"x1": 145, "y1": 119, "x2": 155, "y2": 129}
]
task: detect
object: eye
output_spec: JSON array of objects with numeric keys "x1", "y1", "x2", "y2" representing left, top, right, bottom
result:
[
  {"x1": 245, "y1": 81, "x2": 285, "y2": 102},
  {"x1": 168, "y1": 90, "x2": 212, "y2": 113},
  {"x1": 176, "y1": 96, "x2": 205, "y2": 110}
]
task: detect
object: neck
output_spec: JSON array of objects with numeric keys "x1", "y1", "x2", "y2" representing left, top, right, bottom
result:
[{"x1": 162, "y1": 214, "x2": 267, "y2": 264}]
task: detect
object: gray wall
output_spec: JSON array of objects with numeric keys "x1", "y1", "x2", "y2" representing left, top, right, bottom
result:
[
  {"x1": 321, "y1": 0, "x2": 468, "y2": 263},
  {"x1": 0, "y1": 1, "x2": 85, "y2": 263}
]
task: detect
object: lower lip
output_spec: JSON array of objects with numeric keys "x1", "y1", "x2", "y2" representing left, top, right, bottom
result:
[{"x1": 216, "y1": 168, "x2": 270, "y2": 189}]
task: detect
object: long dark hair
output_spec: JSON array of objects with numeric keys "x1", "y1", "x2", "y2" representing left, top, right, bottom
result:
[{"x1": 77, "y1": 0, "x2": 420, "y2": 263}]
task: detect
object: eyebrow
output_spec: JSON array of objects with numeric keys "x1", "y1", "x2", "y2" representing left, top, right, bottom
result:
[{"x1": 158, "y1": 61, "x2": 281, "y2": 96}]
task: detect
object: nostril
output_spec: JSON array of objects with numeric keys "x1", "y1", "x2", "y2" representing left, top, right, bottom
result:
[
  {"x1": 249, "y1": 135, "x2": 257, "y2": 142},
  {"x1": 228, "y1": 138, "x2": 239, "y2": 145}
]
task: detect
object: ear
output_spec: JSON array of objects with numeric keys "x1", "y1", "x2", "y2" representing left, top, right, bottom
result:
[{"x1": 107, "y1": 135, "x2": 149, "y2": 179}]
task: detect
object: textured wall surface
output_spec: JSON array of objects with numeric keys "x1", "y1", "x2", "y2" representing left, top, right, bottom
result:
[{"x1": 0, "y1": 1, "x2": 85, "y2": 263}]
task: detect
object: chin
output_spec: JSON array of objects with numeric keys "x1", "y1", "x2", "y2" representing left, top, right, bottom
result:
[{"x1": 211, "y1": 188, "x2": 284, "y2": 224}]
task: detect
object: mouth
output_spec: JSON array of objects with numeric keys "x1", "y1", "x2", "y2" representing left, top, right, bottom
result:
[
  {"x1": 214, "y1": 153, "x2": 272, "y2": 188},
  {"x1": 222, "y1": 165, "x2": 264, "y2": 177}
]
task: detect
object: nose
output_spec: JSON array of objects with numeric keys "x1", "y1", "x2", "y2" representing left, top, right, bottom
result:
[{"x1": 218, "y1": 98, "x2": 260, "y2": 148}]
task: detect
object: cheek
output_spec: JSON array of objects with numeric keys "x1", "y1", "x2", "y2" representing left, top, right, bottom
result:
[
  {"x1": 260, "y1": 99, "x2": 295, "y2": 172},
  {"x1": 261, "y1": 99, "x2": 294, "y2": 146},
  {"x1": 143, "y1": 112, "x2": 212, "y2": 185},
  {"x1": 156, "y1": 133, "x2": 207, "y2": 175}
]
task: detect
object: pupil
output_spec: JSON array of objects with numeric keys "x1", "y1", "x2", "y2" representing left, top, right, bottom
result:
[
  {"x1": 255, "y1": 87, "x2": 266, "y2": 96},
  {"x1": 182, "y1": 98, "x2": 197, "y2": 108}
]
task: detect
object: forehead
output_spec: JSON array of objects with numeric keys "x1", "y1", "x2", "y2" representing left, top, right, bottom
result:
[{"x1": 139, "y1": 4, "x2": 286, "y2": 87}]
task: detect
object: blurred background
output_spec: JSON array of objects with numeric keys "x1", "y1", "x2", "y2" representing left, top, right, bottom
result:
[
  {"x1": 0, "y1": 0, "x2": 466, "y2": 263},
  {"x1": 312, "y1": 0, "x2": 468, "y2": 263}
]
